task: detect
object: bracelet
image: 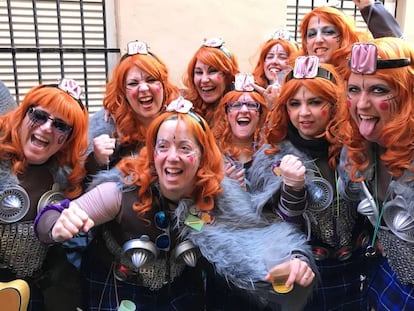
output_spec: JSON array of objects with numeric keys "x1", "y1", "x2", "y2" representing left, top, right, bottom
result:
[{"x1": 34, "y1": 199, "x2": 71, "y2": 239}]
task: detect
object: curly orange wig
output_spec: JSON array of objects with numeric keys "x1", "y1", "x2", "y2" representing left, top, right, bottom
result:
[
  {"x1": 103, "y1": 53, "x2": 180, "y2": 145},
  {"x1": 0, "y1": 84, "x2": 89, "y2": 198},
  {"x1": 182, "y1": 45, "x2": 239, "y2": 124},
  {"x1": 264, "y1": 62, "x2": 345, "y2": 168},
  {"x1": 295, "y1": 6, "x2": 370, "y2": 75},
  {"x1": 117, "y1": 109, "x2": 224, "y2": 219},
  {"x1": 212, "y1": 90, "x2": 269, "y2": 160},
  {"x1": 252, "y1": 38, "x2": 299, "y2": 88},
  {"x1": 329, "y1": 37, "x2": 414, "y2": 180}
]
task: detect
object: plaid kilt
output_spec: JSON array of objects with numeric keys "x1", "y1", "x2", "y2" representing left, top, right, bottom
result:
[
  {"x1": 368, "y1": 257, "x2": 414, "y2": 311},
  {"x1": 80, "y1": 241, "x2": 205, "y2": 311},
  {"x1": 304, "y1": 252, "x2": 380, "y2": 311}
]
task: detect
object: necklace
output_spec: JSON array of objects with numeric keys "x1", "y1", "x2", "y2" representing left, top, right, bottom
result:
[{"x1": 365, "y1": 150, "x2": 393, "y2": 257}]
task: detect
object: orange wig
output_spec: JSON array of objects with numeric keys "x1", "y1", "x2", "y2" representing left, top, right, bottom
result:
[
  {"x1": 104, "y1": 53, "x2": 180, "y2": 144},
  {"x1": 0, "y1": 84, "x2": 89, "y2": 198},
  {"x1": 296, "y1": 6, "x2": 369, "y2": 75},
  {"x1": 252, "y1": 38, "x2": 299, "y2": 88},
  {"x1": 182, "y1": 45, "x2": 239, "y2": 124},
  {"x1": 212, "y1": 90, "x2": 269, "y2": 160},
  {"x1": 264, "y1": 62, "x2": 345, "y2": 168},
  {"x1": 117, "y1": 109, "x2": 224, "y2": 219},
  {"x1": 329, "y1": 37, "x2": 414, "y2": 180}
]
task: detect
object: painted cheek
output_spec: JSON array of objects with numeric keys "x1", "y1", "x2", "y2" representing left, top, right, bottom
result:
[
  {"x1": 346, "y1": 100, "x2": 352, "y2": 108},
  {"x1": 379, "y1": 101, "x2": 389, "y2": 111},
  {"x1": 188, "y1": 155, "x2": 194, "y2": 163},
  {"x1": 321, "y1": 109, "x2": 328, "y2": 116}
]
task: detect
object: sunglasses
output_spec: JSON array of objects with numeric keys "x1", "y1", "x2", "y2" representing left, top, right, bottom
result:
[
  {"x1": 154, "y1": 211, "x2": 170, "y2": 251},
  {"x1": 27, "y1": 107, "x2": 73, "y2": 135},
  {"x1": 226, "y1": 101, "x2": 261, "y2": 112}
]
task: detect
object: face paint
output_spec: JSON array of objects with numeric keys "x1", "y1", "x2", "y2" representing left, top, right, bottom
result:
[{"x1": 379, "y1": 101, "x2": 389, "y2": 111}]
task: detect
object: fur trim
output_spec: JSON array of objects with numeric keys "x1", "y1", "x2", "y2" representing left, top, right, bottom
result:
[
  {"x1": 248, "y1": 141, "x2": 328, "y2": 214},
  {"x1": 176, "y1": 178, "x2": 316, "y2": 309},
  {"x1": 387, "y1": 176, "x2": 414, "y2": 217},
  {"x1": 0, "y1": 160, "x2": 19, "y2": 192},
  {"x1": 86, "y1": 167, "x2": 125, "y2": 192}
]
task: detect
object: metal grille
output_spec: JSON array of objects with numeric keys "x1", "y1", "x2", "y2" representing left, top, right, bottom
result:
[{"x1": 0, "y1": 0, "x2": 119, "y2": 113}]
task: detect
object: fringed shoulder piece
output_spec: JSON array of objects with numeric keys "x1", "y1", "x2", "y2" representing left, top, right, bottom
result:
[
  {"x1": 389, "y1": 167, "x2": 414, "y2": 217},
  {"x1": 86, "y1": 167, "x2": 125, "y2": 192},
  {"x1": 87, "y1": 108, "x2": 116, "y2": 154},
  {"x1": 0, "y1": 160, "x2": 19, "y2": 192},
  {"x1": 248, "y1": 141, "x2": 310, "y2": 214}
]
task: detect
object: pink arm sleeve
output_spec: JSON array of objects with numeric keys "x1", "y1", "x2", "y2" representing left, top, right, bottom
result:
[{"x1": 72, "y1": 182, "x2": 123, "y2": 225}]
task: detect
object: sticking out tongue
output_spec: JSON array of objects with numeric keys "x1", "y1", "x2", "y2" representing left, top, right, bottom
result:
[{"x1": 359, "y1": 118, "x2": 377, "y2": 137}]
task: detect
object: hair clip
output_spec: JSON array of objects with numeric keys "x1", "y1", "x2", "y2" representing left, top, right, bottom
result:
[
  {"x1": 234, "y1": 73, "x2": 254, "y2": 91},
  {"x1": 202, "y1": 37, "x2": 232, "y2": 59},
  {"x1": 165, "y1": 97, "x2": 206, "y2": 131},
  {"x1": 349, "y1": 43, "x2": 411, "y2": 75},
  {"x1": 58, "y1": 78, "x2": 82, "y2": 100},
  {"x1": 286, "y1": 56, "x2": 336, "y2": 83},
  {"x1": 270, "y1": 29, "x2": 295, "y2": 42},
  {"x1": 127, "y1": 40, "x2": 150, "y2": 55},
  {"x1": 166, "y1": 96, "x2": 194, "y2": 113}
]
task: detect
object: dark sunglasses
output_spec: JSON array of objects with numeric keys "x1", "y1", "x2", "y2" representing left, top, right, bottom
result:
[
  {"x1": 27, "y1": 107, "x2": 73, "y2": 135},
  {"x1": 154, "y1": 211, "x2": 170, "y2": 251}
]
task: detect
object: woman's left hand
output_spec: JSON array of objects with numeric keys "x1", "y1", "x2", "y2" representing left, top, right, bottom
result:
[{"x1": 265, "y1": 257, "x2": 315, "y2": 288}]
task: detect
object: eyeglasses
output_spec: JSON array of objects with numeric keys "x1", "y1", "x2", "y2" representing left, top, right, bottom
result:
[
  {"x1": 27, "y1": 107, "x2": 73, "y2": 135},
  {"x1": 154, "y1": 211, "x2": 170, "y2": 251},
  {"x1": 226, "y1": 101, "x2": 261, "y2": 112}
]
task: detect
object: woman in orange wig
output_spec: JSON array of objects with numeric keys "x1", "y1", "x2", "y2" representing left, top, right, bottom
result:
[
  {"x1": 182, "y1": 38, "x2": 239, "y2": 126},
  {"x1": 297, "y1": 3, "x2": 401, "y2": 76},
  {"x1": 0, "y1": 78, "x2": 88, "y2": 310},
  {"x1": 86, "y1": 40, "x2": 180, "y2": 178},
  {"x1": 251, "y1": 29, "x2": 299, "y2": 107},
  {"x1": 248, "y1": 56, "x2": 376, "y2": 310},
  {"x1": 212, "y1": 73, "x2": 269, "y2": 189},
  {"x1": 35, "y1": 97, "x2": 317, "y2": 311},
  {"x1": 329, "y1": 37, "x2": 414, "y2": 310}
]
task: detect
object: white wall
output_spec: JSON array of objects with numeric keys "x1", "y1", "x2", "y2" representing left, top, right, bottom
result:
[{"x1": 115, "y1": 0, "x2": 286, "y2": 87}]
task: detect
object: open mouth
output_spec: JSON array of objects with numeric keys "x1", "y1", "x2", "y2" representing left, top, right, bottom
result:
[{"x1": 31, "y1": 134, "x2": 49, "y2": 148}]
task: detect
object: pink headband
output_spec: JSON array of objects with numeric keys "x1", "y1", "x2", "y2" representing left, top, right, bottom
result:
[{"x1": 349, "y1": 43, "x2": 410, "y2": 74}]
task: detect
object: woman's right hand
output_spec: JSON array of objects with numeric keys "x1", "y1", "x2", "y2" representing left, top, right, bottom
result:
[
  {"x1": 51, "y1": 203, "x2": 94, "y2": 242},
  {"x1": 279, "y1": 154, "x2": 306, "y2": 190},
  {"x1": 93, "y1": 134, "x2": 116, "y2": 165},
  {"x1": 224, "y1": 161, "x2": 246, "y2": 187}
]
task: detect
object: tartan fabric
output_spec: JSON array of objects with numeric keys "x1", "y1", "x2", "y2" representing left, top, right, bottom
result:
[
  {"x1": 304, "y1": 252, "x2": 380, "y2": 311},
  {"x1": 368, "y1": 257, "x2": 414, "y2": 311},
  {"x1": 80, "y1": 241, "x2": 205, "y2": 311}
]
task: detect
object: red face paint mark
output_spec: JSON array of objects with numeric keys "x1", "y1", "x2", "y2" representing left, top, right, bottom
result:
[
  {"x1": 346, "y1": 100, "x2": 351, "y2": 108},
  {"x1": 321, "y1": 109, "x2": 328, "y2": 116},
  {"x1": 379, "y1": 101, "x2": 389, "y2": 111},
  {"x1": 188, "y1": 155, "x2": 194, "y2": 163}
]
